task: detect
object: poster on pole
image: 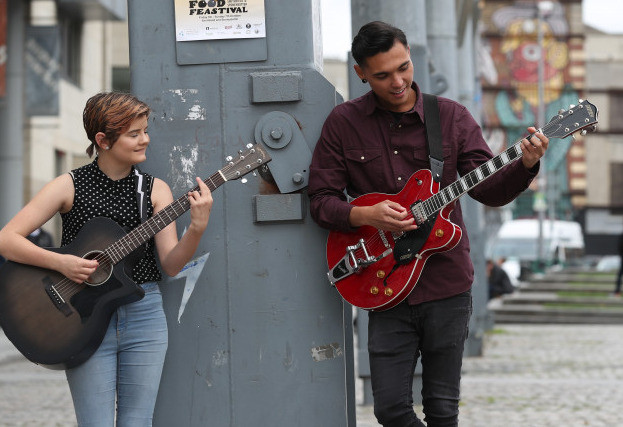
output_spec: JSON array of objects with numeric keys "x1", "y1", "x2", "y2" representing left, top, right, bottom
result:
[
  {"x1": 174, "y1": 0, "x2": 266, "y2": 42},
  {"x1": 0, "y1": 0, "x2": 7, "y2": 98}
]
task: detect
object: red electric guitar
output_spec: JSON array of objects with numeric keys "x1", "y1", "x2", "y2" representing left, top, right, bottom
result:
[{"x1": 326, "y1": 99, "x2": 598, "y2": 311}]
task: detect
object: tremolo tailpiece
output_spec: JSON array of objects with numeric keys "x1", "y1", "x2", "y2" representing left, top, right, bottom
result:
[{"x1": 327, "y1": 231, "x2": 393, "y2": 286}]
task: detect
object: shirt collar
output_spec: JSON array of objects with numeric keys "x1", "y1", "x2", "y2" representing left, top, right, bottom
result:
[
  {"x1": 92, "y1": 157, "x2": 136, "y2": 184},
  {"x1": 362, "y1": 81, "x2": 424, "y2": 122}
]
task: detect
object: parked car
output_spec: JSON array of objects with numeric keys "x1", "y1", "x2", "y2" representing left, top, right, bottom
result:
[
  {"x1": 596, "y1": 255, "x2": 621, "y2": 272},
  {"x1": 487, "y1": 219, "x2": 585, "y2": 277}
]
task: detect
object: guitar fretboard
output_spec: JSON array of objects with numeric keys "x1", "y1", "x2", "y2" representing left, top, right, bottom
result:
[
  {"x1": 104, "y1": 171, "x2": 226, "y2": 264},
  {"x1": 410, "y1": 100, "x2": 591, "y2": 225},
  {"x1": 95, "y1": 143, "x2": 270, "y2": 265},
  {"x1": 414, "y1": 141, "x2": 524, "y2": 223}
]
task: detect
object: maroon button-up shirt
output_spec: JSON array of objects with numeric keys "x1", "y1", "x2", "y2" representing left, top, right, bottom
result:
[{"x1": 308, "y1": 83, "x2": 538, "y2": 304}]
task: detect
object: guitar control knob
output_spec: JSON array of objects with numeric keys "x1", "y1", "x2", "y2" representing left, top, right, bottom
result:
[
  {"x1": 376, "y1": 270, "x2": 386, "y2": 279},
  {"x1": 384, "y1": 288, "x2": 393, "y2": 297},
  {"x1": 435, "y1": 229, "x2": 444, "y2": 238},
  {"x1": 370, "y1": 286, "x2": 379, "y2": 295}
]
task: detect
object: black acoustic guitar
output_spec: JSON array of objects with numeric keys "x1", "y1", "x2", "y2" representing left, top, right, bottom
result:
[{"x1": 0, "y1": 144, "x2": 270, "y2": 369}]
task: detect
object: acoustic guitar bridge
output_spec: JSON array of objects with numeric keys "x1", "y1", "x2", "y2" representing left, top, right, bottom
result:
[{"x1": 44, "y1": 277, "x2": 73, "y2": 317}]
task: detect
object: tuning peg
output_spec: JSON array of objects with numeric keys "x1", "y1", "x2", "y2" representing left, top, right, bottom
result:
[
  {"x1": 572, "y1": 134, "x2": 576, "y2": 141},
  {"x1": 246, "y1": 143, "x2": 253, "y2": 149},
  {"x1": 578, "y1": 98, "x2": 584, "y2": 103},
  {"x1": 225, "y1": 155, "x2": 233, "y2": 162},
  {"x1": 558, "y1": 109, "x2": 566, "y2": 114},
  {"x1": 581, "y1": 130, "x2": 587, "y2": 136},
  {"x1": 241, "y1": 178, "x2": 248, "y2": 184}
]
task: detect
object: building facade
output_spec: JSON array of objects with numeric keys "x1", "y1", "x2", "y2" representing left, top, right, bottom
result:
[
  {"x1": 479, "y1": 0, "x2": 587, "y2": 222},
  {"x1": 0, "y1": 0, "x2": 130, "y2": 243},
  {"x1": 581, "y1": 29, "x2": 623, "y2": 255}
]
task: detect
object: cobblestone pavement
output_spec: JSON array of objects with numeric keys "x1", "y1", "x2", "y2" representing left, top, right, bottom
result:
[
  {"x1": 2, "y1": 324, "x2": 623, "y2": 426},
  {"x1": 358, "y1": 324, "x2": 623, "y2": 427},
  {"x1": 0, "y1": 340, "x2": 73, "y2": 427}
]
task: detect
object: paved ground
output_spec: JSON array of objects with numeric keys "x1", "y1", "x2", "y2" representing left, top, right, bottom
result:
[
  {"x1": 357, "y1": 324, "x2": 623, "y2": 427},
  {"x1": 2, "y1": 324, "x2": 623, "y2": 426}
]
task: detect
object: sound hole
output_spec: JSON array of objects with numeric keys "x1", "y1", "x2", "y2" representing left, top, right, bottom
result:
[{"x1": 83, "y1": 250, "x2": 113, "y2": 286}]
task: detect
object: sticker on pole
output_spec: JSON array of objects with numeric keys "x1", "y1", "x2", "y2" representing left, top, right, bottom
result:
[{"x1": 174, "y1": 0, "x2": 266, "y2": 41}]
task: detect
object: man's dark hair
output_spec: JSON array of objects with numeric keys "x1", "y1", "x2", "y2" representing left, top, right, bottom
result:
[{"x1": 351, "y1": 21, "x2": 408, "y2": 66}]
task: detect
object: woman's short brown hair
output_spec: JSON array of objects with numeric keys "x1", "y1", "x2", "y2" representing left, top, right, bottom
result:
[{"x1": 83, "y1": 92, "x2": 151, "y2": 157}]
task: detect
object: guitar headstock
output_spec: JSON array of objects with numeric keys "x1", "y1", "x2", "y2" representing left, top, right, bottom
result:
[
  {"x1": 543, "y1": 99, "x2": 599, "y2": 139},
  {"x1": 221, "y1": 144, "x2": 272, "y2": 181}
]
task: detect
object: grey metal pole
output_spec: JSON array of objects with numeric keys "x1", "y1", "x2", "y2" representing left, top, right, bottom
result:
[
  {"x1": 0, "y1": 0, "x2": 25, "y2": 227},
  {"x1": 350, "y1": 0, "x2": 430, "y2": 97},
  {"x1": 426, "y1": 0, "x2": 458, "y2": 99},
  {"x1": 457, "y1": 0, "x2": 491, "y2": 353},
  {"x1": 427, "y1": 0, "x2": 486, "y2": 357},
  {"x1": 536, "y1": 1, "x2": 556, "y2": 268},
  {"x1": 127, "y1": 0, "x2": 355, "y2": 425},
  {"x1": 537, "y1": 4, "x2": 546, "y2": 267}
]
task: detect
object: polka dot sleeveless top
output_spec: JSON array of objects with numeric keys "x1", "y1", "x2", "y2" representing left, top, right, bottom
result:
[{"x1": 61, "y1": 159, "x2": 162, "y2": 284}]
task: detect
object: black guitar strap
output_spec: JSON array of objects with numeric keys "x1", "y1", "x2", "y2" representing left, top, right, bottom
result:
[
  {"x1": 133, "y1": 167, "x2": 150, "y2": 224},
  {"x1": 422, "y1": 93, "x2": 444, "y2": 183}
]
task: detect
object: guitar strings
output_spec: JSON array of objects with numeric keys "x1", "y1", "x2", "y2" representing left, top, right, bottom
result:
[
  {"x1": 52, "y1": 114, "x2": 578, "y2": 296},
  {"x1": 338, "y1": 112, "x2": 572, "y2": 266},
  {"x1": 52, "y1": 153, "x2": 256, "y2": 299}
]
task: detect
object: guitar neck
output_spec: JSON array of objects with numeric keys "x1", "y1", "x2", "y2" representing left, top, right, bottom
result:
[
  {"x1": 417, "y1": 139, "x2": 525, "y2": 221},
  {"x1": 415, "y1": 98, "x2": 601, "y2": 222},
  {"x1": 104, "y1": 171, "x2": 226, "y2": 264}
]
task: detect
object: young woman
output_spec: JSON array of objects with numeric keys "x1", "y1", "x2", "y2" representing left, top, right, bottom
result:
[{"x1": 0, "y1": 91, "x2": 213, "y2": 426}]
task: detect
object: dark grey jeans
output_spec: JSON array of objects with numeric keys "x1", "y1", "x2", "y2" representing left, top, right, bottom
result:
[{"x1": 368, "y1": 290, "x2": 472, "y2": 427}]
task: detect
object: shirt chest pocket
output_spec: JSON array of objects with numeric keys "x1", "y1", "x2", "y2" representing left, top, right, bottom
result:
[
  {"x1": 345, "y1": 148, "x2": 383, "y2": 162},
  {"x1": 343, "y1": 148, "x2": 387, "y2": 191},
  {"x1": 345, "y1": 148, "x2": 384, "y2": 174}
]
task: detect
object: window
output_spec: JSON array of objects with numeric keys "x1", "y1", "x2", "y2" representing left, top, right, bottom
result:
[
  {"x1": 58, "y1": 14, "x2": 81, "y2": 85},
  {"x1": 610, "y1": 93, "x2": 623, "y2": 133},
  {"x1": 610, "y1": 162, "x2": 623, "y2": 213},
  {"x1": 112, "y1": 66, "x2": 130, "y2": 92}
]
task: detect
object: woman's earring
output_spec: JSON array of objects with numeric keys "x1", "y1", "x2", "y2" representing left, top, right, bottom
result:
[
  {"x1": 104, "y1": 146, "x2": 110, "y2": 150},
  {"x1": 361, "y1": 79, "x2": 368, "y2": 83}
]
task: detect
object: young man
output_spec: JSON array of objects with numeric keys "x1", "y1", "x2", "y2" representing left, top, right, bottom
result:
[{"x1": 308, "y1": 21, "x2": 548, "y2": 426}]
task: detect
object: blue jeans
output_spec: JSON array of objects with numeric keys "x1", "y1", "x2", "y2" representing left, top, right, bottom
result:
[
  {"x1": 368, "y1": 291, "x2": 472, "y2": 427},
  {"x1": 66, "y1": 282, "x2": 168, "y2": 427}
]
